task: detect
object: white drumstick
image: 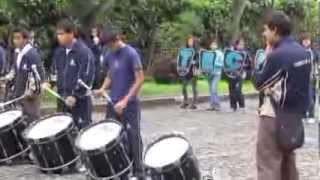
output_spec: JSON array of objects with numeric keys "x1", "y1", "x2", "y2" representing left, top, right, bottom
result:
[
  {"x1": 77, "y1": 79, "x2": 113, "y2": 104},
  {"x1": 0, "y1": 95, "x2": 26, "y2": 108}
]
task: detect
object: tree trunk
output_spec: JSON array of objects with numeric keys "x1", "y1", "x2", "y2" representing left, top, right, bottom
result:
[
  {"x1": 145, "y1": 30, "x2": 157, "y2": 73},
  {"x1": 229, "y1": 0, "x2": 248, "y2": 43},
  {"x1": 271, "y1": 0, "x2": 275, "y2": 8}
]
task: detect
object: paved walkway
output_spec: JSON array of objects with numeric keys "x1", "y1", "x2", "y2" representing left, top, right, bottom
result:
[{"x1": 0, "y1": 99, "x2": 318, "y2": 180}]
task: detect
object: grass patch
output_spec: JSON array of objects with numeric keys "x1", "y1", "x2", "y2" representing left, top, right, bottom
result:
[
  {"x1": 41, "y1": 78, "x2": 256, "y2": 106},
  {"x1": 141, "y1": 78, "x2": 256, "y2": 98}
]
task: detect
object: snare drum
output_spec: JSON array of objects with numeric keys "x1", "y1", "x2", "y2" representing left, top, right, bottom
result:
[
  {"x1": 23, "y1": 114, "x2": 79, "y2": 173},
  {"x1": 75, "y1": 120, "x2": 132, "y2": 179},
  {"x1": 144, "y1": 134, "x2": 201, "y2": 180},
  {"x1": 0, "y1": 110, "x2": 30, "y2": 163}
]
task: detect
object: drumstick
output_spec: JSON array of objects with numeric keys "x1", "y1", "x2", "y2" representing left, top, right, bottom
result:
[
  {"x1": 77, "y1": 79, "x2": 113, "y2": 105},
  {"x1": 42, "y1": 85, "x2": 66, "y2": 103},
  {"x1": 0, "y1": 95, "x2": 26, "y2": 108},
  {"x1": 77, "y1": 79, "x2": 126, "y2": 123}
]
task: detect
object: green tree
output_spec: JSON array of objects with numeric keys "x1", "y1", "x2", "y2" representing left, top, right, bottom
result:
[{"x1": 99, "y1": 0, "x2": 189, "y2": 71}]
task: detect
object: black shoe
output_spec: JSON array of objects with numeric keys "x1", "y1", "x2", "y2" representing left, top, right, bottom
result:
[
  {"x1": 189, "y1": 104, "x2": 197, "y2": 109},
  {"x1": 206, "y1": 107, "x2": 215, "y2": 111},
  {"x1": 180, "y1": 103, "x2": 188, "y2": 109}
]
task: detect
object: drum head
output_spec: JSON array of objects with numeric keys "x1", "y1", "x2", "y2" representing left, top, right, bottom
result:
[
  {"x1": 0, "y1": 110, "x2": 22, "y2": 128},
  {"x1": 26, "y1": 115, "x2": 72, "y2": 140},
  {"x1": 77, "y1": 121, "x2": 122, "y2": 151},
  {"x1": 144, "y1": 136, "x2": 190, "y2": 168}
]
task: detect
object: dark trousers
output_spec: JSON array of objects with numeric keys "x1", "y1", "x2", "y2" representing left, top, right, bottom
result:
[
  {"x1": 228, "y1": 76, "x2": 245, "y2": 110},
  {"x1": 257, "y1": 116, "x2": 299, "y2": 180},
  {"x1": 259, "y1": 92, "x2": 265, "y2": 108},
  {"x1": 62, "y1": 96, "x2": 92, "y2": 130},
  {"x1": 106, "y1": 100, "x2": 144, "y2": 177},
  {"x1": 182, "y1": 76, "x2": 197, "y2": 105},
  {"x1": 306, "y1": 84, "x2": 315, "y2": 118}
]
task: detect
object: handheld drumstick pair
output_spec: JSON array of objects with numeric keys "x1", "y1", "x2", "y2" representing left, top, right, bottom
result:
[
  {"x1": 77, "y1": 79, "x2": 113, "y2": 105},
  {"x1": 77, "y1": 79, "x2": 127, "y2": 124}
]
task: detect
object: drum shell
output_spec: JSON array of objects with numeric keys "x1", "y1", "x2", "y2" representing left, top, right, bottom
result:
[
  {"x1": 76, "y1": 120, "x2": 131, "y2": 178},
  {"x1": 23, "y1": 113, "x2": 79, "y2": 171},
  {"x1": 144, "y1": 134, "x2": 201, "y2": 180},
  {"x1": 0, "y1": 113, "x2": 30, "y2": 161}
]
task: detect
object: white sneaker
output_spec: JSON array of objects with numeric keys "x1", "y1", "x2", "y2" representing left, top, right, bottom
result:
[
  {"x1": 239, "y1": 108, "x2": 246, "y2": 113},
  {"x1": 77, "y1": 165, "x2": 86, "y2": 173},
  {"x1": 307, "y1": 118, "x2": 316, "y2": 124}
]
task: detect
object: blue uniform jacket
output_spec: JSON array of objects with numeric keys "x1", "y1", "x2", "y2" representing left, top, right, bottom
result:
[
  {"x1": 53, "y1": 40, "x2": 95, "y2": 99},
  {"x1": 255, "y1": 36, "x2": 311, "y2": 114},
  {"x1": 13, "y1": 46, "x2": 45, "y2": 97},
  {"x1": 0, "y1": 46, "x2": 6, "y2": 76}
]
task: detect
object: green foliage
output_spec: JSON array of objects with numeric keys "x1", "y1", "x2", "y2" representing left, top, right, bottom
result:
[
  {"x1": 156, "y1": 11, "x2": 205, "y2": 50},
  {"x1": 0, "y1": 0, "x2": 319, "y2": 74}
]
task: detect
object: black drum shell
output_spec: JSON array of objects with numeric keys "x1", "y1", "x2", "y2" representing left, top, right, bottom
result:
[
  {"x1": 0, "y1": 111, "x2": 31, "y2": 161},
  {"x1": 76, "y1": 120, "x2": 131, "y2": 178},
  {"x1": 23, "y1": 113, "x2": 79, "y2": 171},
  {"x1": 144, "y1": 134, "x2": 201, "y2": 180}
]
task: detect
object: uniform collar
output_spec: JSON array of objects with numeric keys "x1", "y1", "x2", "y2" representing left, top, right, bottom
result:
[
  {"x1": 274, "y1": 35, "x2": 294, "y2": 48},
  {"x1": 65, "y1": 39, "x2": 81, "y2": 53}
]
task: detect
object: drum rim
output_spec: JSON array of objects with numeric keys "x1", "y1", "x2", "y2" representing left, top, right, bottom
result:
[
  {"x1": 0, "y1": 145, "x2": 30, "y2": 163},
  {"x1": 199, "y1": 50, "x2": 216, "y2": 74},
  {"x1": 33, "y1": 155, "x2": 80, "y2": 172},
  {"x1": 75, "y1": 119, "x2": 124, "y2": 153},
  {"x1": 22, "y1": 113, "x2": 74, "y2": 143},
  {"x1": 0, "y1": 109, "x2": 24, "y2": 132},
  {"x1": 143, "y1": 133, "x2": 192, "y2": 172},
  {"x1": 223, "y1": 49, "x2": 245, "y2": 78}
]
